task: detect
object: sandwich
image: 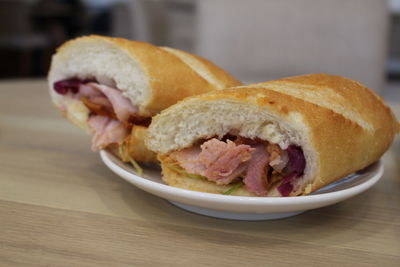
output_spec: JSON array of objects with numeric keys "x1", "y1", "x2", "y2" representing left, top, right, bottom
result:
[
  {"x1": 146, "y1": 74, "x2": 399, "y2": 196},
  {"x1": 48, "y1": 35, "x2": 241, "y2": 164}
]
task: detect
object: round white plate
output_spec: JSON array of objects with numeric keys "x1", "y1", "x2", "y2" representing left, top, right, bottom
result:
[{"x1": 100, "y1": 150, "x2": 383, "y2": 220}]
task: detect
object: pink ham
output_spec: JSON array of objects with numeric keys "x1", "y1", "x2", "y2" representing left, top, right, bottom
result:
[
  {"x1": 87, "y1": 83, "x2": 138, "y2": 123},
  {"x1": 54, "y1": 79, "x2": 138, "y2": 122},
  {"x1": 88, "y1": 115, "x2": 128, "y2": 151},
  {"x1": 200, "y1": 139, "x2": 253, "y2": 184},
  {"x1": 54, "y1": 79, "x2": 140, "y2": 151},
  {"x1": 243, "y1": 145, "x2": 270, "y2": 196},
  {"x1": 170, "y1": 146, "x2": 206, "y2": 174},
  {"x1": 269, "y1": 150, "x2": 289, "y2": 172},
  {"x1": 79, "y1": 83, "x2": 104, "y2": 98},
  {"x1": 89, "y1": 96, "x2": 114, "y2": 108},
  {"x1": 80, "y1": 83, "x2": 138, "y2": 150},
  {"x1": 79, "y1": 84, "x2": 113, "y2": 109},
  {"x1": 171, "y1": 138, "x2": 273, "y2": 196},
  {"x1": 170, "y1": 138, "x2": 254, "y2": 185},
  {"x1": 170, "y1": 136, "x2": 306, "y2": 196}
]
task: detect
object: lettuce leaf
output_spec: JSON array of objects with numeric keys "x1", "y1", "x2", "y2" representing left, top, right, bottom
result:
[
  {"x1": 119, "y1": 145, "x2": 143, "y2": 176},
  {"x1": 167, "y1": 164, "x2": 207, "y2": 179},
  {"x1": 167, "y1": 163, "x2": 244, "y2": 195},
  {"x1": 223, "y1": 181, "x2": 244, "y2": 195}
]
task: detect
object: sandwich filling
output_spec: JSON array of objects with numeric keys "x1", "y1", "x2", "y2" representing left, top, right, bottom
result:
[
  {"x1": 53, "y1": 78, "x2": 151, "y2": 151},
  {"x1": 168, "y1": 137, "x2": 306, "y2": 197}
]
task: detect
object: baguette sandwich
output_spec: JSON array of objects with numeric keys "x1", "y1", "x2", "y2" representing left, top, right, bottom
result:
[
  {"x1": 48, "y1": 35, "x2": 241, "y2": 163},
  {"x1": 146, "y1": 74, "x2": 399, "y2": 196}
]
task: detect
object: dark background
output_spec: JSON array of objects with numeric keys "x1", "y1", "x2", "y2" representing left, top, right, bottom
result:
[{"x1": 0, "y1": 0, "x2": 399, "y2": 85}]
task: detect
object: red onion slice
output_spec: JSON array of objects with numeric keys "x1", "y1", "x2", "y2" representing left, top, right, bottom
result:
[
  {"x1": 277, "y1": 145, "x2": 306, "y2": 197},
  {"x1": 277, "y1": 172, "x2": 297, "y2": 197},
  {"x1": 53, "y1": 78, "x2": 96, "y2": 95},
  {"x1": 287, "y1": 145, "x2": 306, "y2": 174}
]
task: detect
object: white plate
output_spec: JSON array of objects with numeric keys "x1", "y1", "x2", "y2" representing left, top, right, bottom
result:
[{"x1": 100, "y1": 150, "x2": 383, "y2": 220}]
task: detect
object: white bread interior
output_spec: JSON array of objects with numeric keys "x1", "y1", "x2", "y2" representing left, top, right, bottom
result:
[{"x1": 48, "y1": 36, "x2": 150, "y2": 115}]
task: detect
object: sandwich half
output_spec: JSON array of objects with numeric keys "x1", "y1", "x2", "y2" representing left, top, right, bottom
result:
[
  {"x1": 146, "y1": 74, "x2": 399, "y2": 196},
  {"x1": 48, "y1": 35, "x2": 241, "y2": 163}
]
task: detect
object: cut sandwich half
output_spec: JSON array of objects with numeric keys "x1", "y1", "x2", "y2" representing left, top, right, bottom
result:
[
  {"x1": 48, "y1": 35, "x2": 241, "y2": 163},
  {"x1": 146, "y1": 74, "x2": 399, "y2": 196}
]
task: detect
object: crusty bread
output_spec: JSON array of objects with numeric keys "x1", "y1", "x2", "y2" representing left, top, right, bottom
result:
[
  {"x1": 146, "y1": 74, "x2": 399, "y2": 196},
  {"x1": 47, "y1": 35, "x2": 241, "y2": 162},
  {"x1": 125, "y1": 125, "x2": 157, "y2": 162},
  {"x1": 48, "y1": 35, "x2": 241, "y2": 116}
]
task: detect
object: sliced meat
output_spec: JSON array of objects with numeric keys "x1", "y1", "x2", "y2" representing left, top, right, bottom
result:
[
  {"x1": 81, "y1": 96, "x2": 115, "y2": 118},
  {"x1": 79, "y1": 83, "x2": 104, "y2": 98},
  {"x1": 88, "y1": 83, "x2": 138, "y2": 123},
  {"x1": 197, "y1": 139, "x2": 230, "y2": 166},
  {"x1": 55, "y1": 79, "x2": 144, "y2": 152},
  {"x1": 267, "y1": 143, "x2": 289, "y2": 172},
  {"x1": 217, "y1": 163, "x2": 249, "y2": 184},
  {"x1": 170, "y1": 137, "x2": 306, "y2": 197},
  {"x1": 270, "y1": 152, "x2": 289, "y2": 173},
  {"x1": 88, "y1": 115, "x2": 128, "y2": 151},
  {"x1": 200, "y1": 140, "x2": 253, "y2": 184},
  {"x1": 243, "y1": 144, "x2": 270, "y2": 196},
  {"x1": 170, "y1": 138, "x2": 254, "y2": 185},
  {"x1": 63, "y1": 81, "x2": 139, "y2": 124},
  {"x1": 170, "y1": 146, "x2": 205, "y2": 174}
]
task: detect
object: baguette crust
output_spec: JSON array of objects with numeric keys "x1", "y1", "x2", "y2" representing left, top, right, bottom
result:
[
  {"x1": 48, "y1": 35, "x2": 241, "y2": 162},
  {"x1": 49, "y1": 35, "x2": 241, "y2": 116},
  {"x1": 125, "y1": 125, "x2": 157, "y2": 162},
  {"x1": 147, "y1": 74, "x2": 399, "y2": 195}
]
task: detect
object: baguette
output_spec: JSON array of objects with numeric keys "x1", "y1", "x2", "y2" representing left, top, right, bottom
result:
[
  {"x1": 146, "y1": 74, "x2": 399, "y2": 196},
  {"x1": 47, "y1": 35, "x2": 241, "y2": 162}
]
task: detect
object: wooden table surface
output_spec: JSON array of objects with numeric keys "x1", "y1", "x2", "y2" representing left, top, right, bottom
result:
[{"x1": 1, "y1": 80, "x2": 399, "y2": 266}]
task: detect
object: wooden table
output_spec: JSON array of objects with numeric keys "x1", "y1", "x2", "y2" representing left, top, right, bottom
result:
[{"x1": 1, "y1": 80, "x2": 399, "y2": 266}]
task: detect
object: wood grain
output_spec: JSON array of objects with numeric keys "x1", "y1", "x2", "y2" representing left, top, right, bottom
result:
[{"x1": 0, "y1": 80, "x2": 399, "y2": 266}]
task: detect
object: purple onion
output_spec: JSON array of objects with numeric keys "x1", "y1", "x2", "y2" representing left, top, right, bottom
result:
[
  {"x1": 277, "y1": 145, "x2": 306, "y2": 197},
  {"x1": 277, "y1": 182, "x2": 294, "y2": 197},
  {"x1": 53, "y1": 78, "x2": 82, "y2": 95},
  {"x1": 287, "y1": 145, "x2": 306, "y2": 174},
  {"x1": 53, "y1": 78, "x2": 97, "y2": 95},
  {"x1": 82, "y1": 78, "x2": 96, "y2": 84},
  {"x1": 277, "y1": 172, "x2": 297, "y2": 197}
]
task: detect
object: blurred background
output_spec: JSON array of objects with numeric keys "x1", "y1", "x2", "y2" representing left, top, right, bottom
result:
[{"x1": 0, "y1": 0, "x2": 399, "y2": 99}]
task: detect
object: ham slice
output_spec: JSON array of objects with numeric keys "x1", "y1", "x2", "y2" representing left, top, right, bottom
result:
[
  {"x1": 79, "y1": 82, "x2": 138, "y2": 150},
  {"x1": 170, "y1": 138, "x2": 254, "y2": 185},
  {"x1": 81, "y1": 96, "x2": 115, "y2": 118},
  {"x1": 199, "y1": 139, "x2": 253, "y2": 184},
  {"x1": 243, "y1": 144, "x2": 270, "y2": 196},
  {"x1": 66, "y1": 82, "x2": 139, "y2": 123},
  {"x1": 88, "y1": 115, "x2": 128, "y2": 151},
  {"x1": 170, "y1": 137, "x2": 304, "y2": 197},
  {"x1": 79, "y1": 83, "x2": 104, "y2": 98},
  {"x1": 170, "y1": 146, "x2": 205, "y2": 174},
  {"x1": 268, "y1": 145, "x2": 289, "y2": 173},
  {"x1": 54, "y1": 78, "x2": 142, "y2": 151},
  {"x1": 87, "y1": 83, "x2": 138, "y2": 123}
]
